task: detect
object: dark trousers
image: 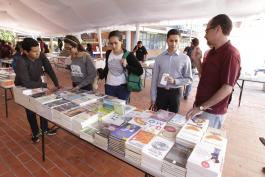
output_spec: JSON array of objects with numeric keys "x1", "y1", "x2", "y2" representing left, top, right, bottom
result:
[
  {"x1": 25, "y1": 109, "x2": 48, "y2": 136},
  {"x1": 72, "y1": 82, "x2": 92, "y2": 91},
  {"x1": 155, "y1": 87, "x2": 180, "y2": 113},
  {"x1": 105, "y1": 84, "x2": 130, "y2": 102}
]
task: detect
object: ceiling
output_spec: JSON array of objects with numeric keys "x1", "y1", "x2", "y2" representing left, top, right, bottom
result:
[{"x1": 0, "y1": 0, "x2": 264, "y2": 36}]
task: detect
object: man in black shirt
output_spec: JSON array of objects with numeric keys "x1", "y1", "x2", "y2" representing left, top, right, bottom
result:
[
  {"x1": 183, "y1": 38, "x2": 199, "y2": 100},
  {"x1": 133, "y1": 41, "x2": 148, "y2": 62},
  {"x1": 15, "y1": 38, "x2": 60, "y2": 143}
]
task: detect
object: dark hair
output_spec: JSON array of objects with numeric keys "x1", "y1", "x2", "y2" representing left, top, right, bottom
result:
[
  {"x1": 64, "y1": 35, "x2": 85, "y2": 52},
  {"x1": 210, "y1": 14, "x2": 232, "y2": 35},
  {"x1": 86, "y1": 43, "x2": 92, "y2": 51},
  {"x1": 137, "y1": 41, "x2": 142, "y2": 45},
  {"x1": 15, "y1": 42, "x2": 22, "y2": 52},
  {"x1": 21, "y1": 38, "x2": 39, "y2": 52},
  {"x1": 37, "y1": 37, "x2": 42, "y2": 42},
  {"x1": 191, "y1": 38, "x2": 199, "y2": 47},
  {"x1": 0, "y1": 44, "x2": 12, "y2": 58},
  {"x1": 167, "y1": 29, "x2": 181, "y2": 38},
  {"x1": 108, "y1": 30, "x2": 123, "y2": 41}
]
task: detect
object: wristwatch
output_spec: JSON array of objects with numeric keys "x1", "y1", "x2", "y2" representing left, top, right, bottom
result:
[{"x1": 199, "y1": 106, "x2": 206, "y2": 111}]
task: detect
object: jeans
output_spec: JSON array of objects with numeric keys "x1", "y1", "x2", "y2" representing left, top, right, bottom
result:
[
  {"x1": 183, "y1": 69, "x2": 196, "y2": 97},
  {"x1": 105, "y1": 84, "x2": 130, "y2": 102},
  {"x1": 25, "y1": 109, "x2": 48, "y2": 136},
  {"x1": 200, "y1": 111, "x2": 225, "y2": 129}
]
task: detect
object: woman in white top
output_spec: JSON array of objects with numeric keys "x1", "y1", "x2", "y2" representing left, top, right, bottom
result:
[{"x1": 99, "y1": 30, "x2": 143, "y2": 101}]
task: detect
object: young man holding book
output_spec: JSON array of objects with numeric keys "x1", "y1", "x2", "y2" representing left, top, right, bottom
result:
[{"x1": 150, "y1": 29, "x2": 192, "y2": 113}]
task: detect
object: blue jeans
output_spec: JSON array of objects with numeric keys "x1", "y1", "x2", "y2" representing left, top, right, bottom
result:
[
  {"x1": 105, "y1": 84, "x2": 130, "y2": 102},
  {"x1": 200, "y1": 112, "x2": 225, "y2": 129},
  {"x1": 183, "y1": 69, "x2": 195, "y2": 97},
  {"x1": 25, "y1": 109, "x2": 48, "y2": 136}
]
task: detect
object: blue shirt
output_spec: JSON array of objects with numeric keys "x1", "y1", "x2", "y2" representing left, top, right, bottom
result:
[{"x1": 151, "y1": 50, "x2": 192, "y2": 102}]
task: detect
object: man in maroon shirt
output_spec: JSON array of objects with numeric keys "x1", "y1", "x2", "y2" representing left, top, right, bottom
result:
[{"x1": 186, "y1": 14, "x2": 241, "y2": 129}]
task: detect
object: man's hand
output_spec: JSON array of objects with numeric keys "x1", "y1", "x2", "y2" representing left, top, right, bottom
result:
[
  {"x1": 186, "y1": 107, "x2": 202, "y2": 119},
  {"x1": 71, "y1": 86, "x2": 80, "y2": 92},
  {"x1": 166, "y1": 76, "x2": 175, "y2": 84}
]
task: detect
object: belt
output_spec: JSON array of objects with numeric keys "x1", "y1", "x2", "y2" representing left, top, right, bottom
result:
[{"x1": 158, "y1": 87, "x2": 179, "y2": 91}]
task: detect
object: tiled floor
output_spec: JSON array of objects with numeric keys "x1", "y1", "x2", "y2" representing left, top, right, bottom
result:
[{"x1": 0, "y1": 68, "x2": 265, "y2": 177}]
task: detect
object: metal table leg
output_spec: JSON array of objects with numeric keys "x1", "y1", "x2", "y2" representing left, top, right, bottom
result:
[
  {"x1": 4, "y1": 88, "x2": 8, "y2": 118},
  {"x1": 238, "y1": 80, "x2": 245, "y2": 107},
  {"x1": 41, "y1": 117, "x2": 46, "y2": 161}
]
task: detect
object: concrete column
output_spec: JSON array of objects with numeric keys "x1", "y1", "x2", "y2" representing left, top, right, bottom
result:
[
  {"x1": 49, "y1": 37, "x2": 53, "y2": 52},
  {"x1": 97, "y1": 28, "x2": 103, "y2": 58},
  {"x1": 126, "y1": 31, "x2": 131, "y2": 51},
  {"x1": 135, "y1": 24, "x2": 140, "y2": 46}
]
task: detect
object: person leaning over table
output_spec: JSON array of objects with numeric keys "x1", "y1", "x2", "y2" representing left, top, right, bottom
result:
[
  {"x1": 98, "y1": 30, "x2": 143, "y2": 102},
  {"x1": 15, "y1": 38, "x2": 61, "y2": 143},
  {"x1": 186, "y1": 14, "x2": 241, "y2": 129},
  {"x1": 64, "y1": 35, "x2": 97, "y2": 92}
]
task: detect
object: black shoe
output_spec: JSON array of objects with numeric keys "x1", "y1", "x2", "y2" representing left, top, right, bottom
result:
[
  {"x1": 184, "y1": 96, "x2": 188, "y2": 100},
  {"x1": 31, "y1": 135, "x2": 40, "y2": 143},
  {"x1": 259, "y1": 137, "x2": 265, "y2": 146},
  {"x1": 44, "y1": 128, "x2": 57, "y2": 136}
]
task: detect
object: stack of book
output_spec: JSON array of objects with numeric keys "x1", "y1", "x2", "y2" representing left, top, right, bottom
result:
[
  {"x1": 103, "y1": 96, "x2": 126, "y2": 115},
  {"x1": 161, "y1": 143, "x2": 193, "y2": 177},
  {"x1": 141, "y1": 136, "x2": 174, "y2": 175},
  {"x1": 176, "y1": 118, "x2": 209, "y2": 148},
  {"x1": 71, "y1": 110, "x2": 99, "y2": 135},
  {"x1": 167, "y1": 114, "x2": 187, "y2": 129},
  {"x1": 80, "y1": 122, "x2": 100, "y2": 143},
  {"x1": 94, "y1": 123, "x2": 118, "y2": 150},
  {"x1": 108, "y1": 123, "x2": 141, "y2": 156},
  {"x1": 97, "y1": 106, "x2": 115, "y2": 121},
  {"x1": 201, "y1": 128, "x2": 227, "y2": 149},
  {"x1": 128, "y1": 116, "x2": 148, "y2": 127},
  {"x1": 52, "y1": 102, "x2": 80, "y2": 130},
  {"x1": 72, "y1": 95, "x2": 98, "y2": 106},
  {"x1": 102, "y1": 113, "x2": 125, "y2": 126},
  {"x1": 125, "y1": 130, "x2": 154, "y2": 165},
  {"x1": 186, "y1": 141, "x2": 226, "y2": 177},
  {"x1": 143, "y1": 118, "x2": 166, "y2": 135},
  {"x1": 42, "y1": 99, "x2": 70, "y2": 120},
  {"x1": 149, "y1": 109, "x2": 175, "y2": 122},
  {"x1": 159, "y1": 125, "x2": 178, "y2": 142}
]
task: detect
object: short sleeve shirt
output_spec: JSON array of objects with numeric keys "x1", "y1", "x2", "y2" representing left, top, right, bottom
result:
[{"x1": 195, "y1": 41, "x2": 241, "y2": 114}]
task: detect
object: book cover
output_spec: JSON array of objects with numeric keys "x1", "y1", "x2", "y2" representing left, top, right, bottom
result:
[
  {"x1": 127, "y1": 130, "x2": 154, "y2": 149},
  {"x1": 164, "y1": 143, "x2": 193, "y2": 167},
  {"x1": 64, "y1": 107, "x2": 86, "y2": 117},
  {"x1": 142, "y1": 136, "x2": 174, "y2": 160},
  {"x1": 44, "y1": 99, "x2": 69, "y2": 108},
  {"x1": 143, "y1": 118, "x2": 166, "y2": 135},
  {"x1": 103, "y1": 113, "x2": 124, "y2": 126},
  {"x1": 168, "y1": 114, "x2": 187, "y2": 127},
  {"x1": 53, "y1": 102, "x2": 79, "y2": 112},
  {"x1": 110, "y1": 123, "x2": 141, "y2": 140},
  {"x1": 150, "y1": 109, "x2": 176, "y2": 122},
  {"x1": 128, "y1": 117, "x2": 147, "y2": 127}
]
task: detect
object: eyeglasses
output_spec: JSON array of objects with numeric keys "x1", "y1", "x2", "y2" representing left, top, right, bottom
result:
[{"x1": 205, "y1": 26, "x2": 215, "y2": 33}]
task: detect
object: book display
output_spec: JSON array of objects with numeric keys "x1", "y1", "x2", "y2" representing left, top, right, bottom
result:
[{"x1": 13, "y1": 87, "x2": 228, "y2": 177}]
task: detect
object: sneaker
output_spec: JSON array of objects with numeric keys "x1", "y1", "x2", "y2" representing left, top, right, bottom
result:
[
  {"x1": 44, "y1": 128, "x2": 57, "y2": 136},
  {"x1": 31, "y1": 135, "x2": 40, "y2": 143}
]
